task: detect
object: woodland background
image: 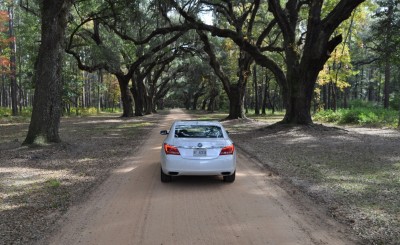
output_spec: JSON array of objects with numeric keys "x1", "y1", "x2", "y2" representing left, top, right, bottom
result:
[{"x1": 0, "y1": 0, "x2": 399, "y2": 129}]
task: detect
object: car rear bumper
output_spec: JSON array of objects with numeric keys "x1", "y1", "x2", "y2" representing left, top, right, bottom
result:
[{"x1": 161, "y1": 154, "x2": 236, "y2": 176}]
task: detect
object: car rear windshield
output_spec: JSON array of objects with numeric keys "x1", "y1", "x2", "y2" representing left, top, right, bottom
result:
[{"x1": 174, "y1": 125, "x2": 223, "y2": 138}]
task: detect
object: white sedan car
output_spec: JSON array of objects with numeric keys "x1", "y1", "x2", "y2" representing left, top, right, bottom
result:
[{"x1": 160, "y1": 120, "x2": 236, "y2": 183}]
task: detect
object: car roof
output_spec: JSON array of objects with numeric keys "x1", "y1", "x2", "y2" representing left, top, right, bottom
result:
[{"x1": 173, "y1": 120, "x2": 222, "y2": 126}]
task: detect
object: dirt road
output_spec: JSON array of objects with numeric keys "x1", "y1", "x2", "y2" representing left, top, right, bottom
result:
[{"x1": 45, "y1": 109, "x2": 354, "y2": 245}]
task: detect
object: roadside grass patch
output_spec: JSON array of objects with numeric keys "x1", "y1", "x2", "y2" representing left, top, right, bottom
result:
[
  {"x1": 245, "y1": 109, "x2": 285, "y2": 122},
  {"x1": 65, "y1": 107, "x2": 122, "y2": 116},
  {"x1": 45, "y1": 179, "x2": 61, "y2": 188},
  {"x1": 0, "y1": 107, "x2": 31, "y2": 124},
  {"x1": 313, "y1": 107, "x2": 398, "y2": 128},
  {"x1": 116, "y1": 122, "x2": 153, "y2": 129}
]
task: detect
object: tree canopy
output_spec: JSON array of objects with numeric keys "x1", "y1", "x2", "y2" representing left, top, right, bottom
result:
[{"x1": 1, "y1": 0, "x2": 399, "y2": 142}]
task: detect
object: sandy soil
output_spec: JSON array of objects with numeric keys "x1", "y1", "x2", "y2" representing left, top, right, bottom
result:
[
  {"x1": 39, "y1": 109, "x2": 356, "y2": 245},
  {"x1": 223, "y1": 118, "x2": 400, "y2": 244},
  {"x1": 0, "y1": 113, "x2": 158, "y2": 244}
]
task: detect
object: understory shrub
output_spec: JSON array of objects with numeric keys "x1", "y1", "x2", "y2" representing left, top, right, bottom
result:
[{"x1": 314, "y1": 107, "x2": 398, "y2": 128}]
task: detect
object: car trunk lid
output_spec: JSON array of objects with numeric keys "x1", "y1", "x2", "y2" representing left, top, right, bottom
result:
[{"x1": 172, "y1": 138, "x2": 229, "y2": 160}]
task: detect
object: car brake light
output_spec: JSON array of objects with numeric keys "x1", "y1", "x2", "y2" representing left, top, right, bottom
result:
[
  {"x1": 220, "y1": 144, "x2": 234, "y2": 155},
  {"x1": 164, "y1": 143, "x2": 180, "y2": 155}
]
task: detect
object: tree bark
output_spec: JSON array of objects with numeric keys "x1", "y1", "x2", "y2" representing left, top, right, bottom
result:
[
  {"x1": 262, "y1": 70, "x2": 270, "y2": 115},
  {"x1": 201, "y1": 98, "x2": 208, "y2": 110},
  {"x1": 227, "y1": 84, "x2": 246, "y2": 119},
  {"x1": 24, "y1": 0, "x2": 72, "y2": 144},
  {"x1": 192, "y1": 85, "x2": 205, "y2": 110},
  {"x1": 116, "y1": 74, "x2": 134, "y2": 117},
  {"x1": 253, "y1": 65, "x2": 259, "y2": 115},
  {"x1": 398, "y1": 100, "x2": 400, "y2": 129},
  {"x1": 8, "y1": 5, "x2": 18, "y2": 116},
  {"x1": 383, "y1": 58, "x2": 390, "y2": 109},
  {"x1": 208, "y1": 86, "x2": 218, "y2": 112},
  {"x1": 131, "y1": 78, "x2": 145, "y2": 116},
  {"x1": 280, "y1": 62, "x2": 320, "y2": 124}
]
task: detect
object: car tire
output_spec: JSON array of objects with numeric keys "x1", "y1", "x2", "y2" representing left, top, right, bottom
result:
[
  {"x1": 161, "y1": 168, "x2": 172, "y2": 182},
  {"x1": 223, "y1": 171, "x2": 235, "y2": 183}
]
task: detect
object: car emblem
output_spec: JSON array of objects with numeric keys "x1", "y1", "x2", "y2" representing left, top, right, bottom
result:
[{"x1": 197, "y1": 143, "x2": 203, "y2": 147}]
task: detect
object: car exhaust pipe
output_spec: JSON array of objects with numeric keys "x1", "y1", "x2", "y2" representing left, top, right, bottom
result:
[
  {"x1": 221, "y1": 172, "x2": 231, "y2": 176},
  {"x1": 168, "y1": 172, "x2": 179, "y2": 176}
]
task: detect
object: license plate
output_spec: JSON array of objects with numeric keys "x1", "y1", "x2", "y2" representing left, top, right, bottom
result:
[{"x1": 193, "y1": 148, "x2": 207, "y2": 157}]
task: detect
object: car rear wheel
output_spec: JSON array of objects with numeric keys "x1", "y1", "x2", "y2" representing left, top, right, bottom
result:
[
  {"x1": 223, "y1": 171, "x2": 235, "y2": 183},
  {"x1": 161, "y1": 168, "x2": 172, "y2": 182}
]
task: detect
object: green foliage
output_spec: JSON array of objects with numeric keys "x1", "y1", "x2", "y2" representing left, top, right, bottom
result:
[
  {"x1": 348, "y1": 99, "x2": 377, "y2": 109},
  {"x1": 390, "y1": 93, "x2": 400, "y2": 110},
  {"x1": 0, "y1": 107, "x2": 11, "y2": 117},
  {"x1": 314, "y1": 105, "x2": 399, "y2": 127},
  {"x1": 103, "y1": 107, "x2": 122, "y2": 113},
  {"x1": 65, "y1": 107, "x2": 122, "y2": 116},
  {"x1": 68, "y1": 107, "x2": 100, "y2": 116},
  {"x1": 312, "y1": 109, "x2": 341, "y2": 123},
  {"x1": 46, "y1": 179, "x2": 61, "y2": 188},
  {"x1": 0, "y1": 107, "x2": 32, "y2": 123}
]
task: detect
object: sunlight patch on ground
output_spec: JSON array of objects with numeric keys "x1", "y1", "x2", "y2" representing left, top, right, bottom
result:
[
  {"x1": 236, "y1": 171, "x2": 265, "y2": 177},
  {"x1": 0, "y1": 167, "x2": 92, "y2": 211},
  {"x1": 73, "y1": 119, "x2": 125, "y2": 124},
  {"x1": 349, "y1": 127, "x2": 400, "y2": 138},
  {"x1": 0, "y1": 203, "x2": 26, "y2": 211},
  {"x1": 109, "y1": 133, "x2": 121, "y2": 136},
  {"x1": 77, "y1": 158, "x2": 96, "y2": 163},
  {"x1": 116, "y1": 122, "x2": 153, "y2": 129},
  {"x1": 114, "y1": 166, "x2": 138, "y2": 174},
  {"x1": 330, "y1": 178, "x2": 369, "y2": 193},
  {"x1": 285, "y1": 136, "x2": 316, "y2": 144}
]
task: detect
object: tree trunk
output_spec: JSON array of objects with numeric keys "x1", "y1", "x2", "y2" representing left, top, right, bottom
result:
[
  {"x1": 262, "y1": 71, "x2": 269, "y2": 115},
  {"x1": 117, "y1": 75, "x2": 134, "y2": 117},
  {"x1": 196, "y1": 30, "x2": 248, "y2": 120},
  {"x1": 201, "y1": 98, "x2": 208, "y2": 110},
  {"x1": 1, "y1": 73, "x2": 6, "y2": 107},
  {"x1": 227, "y1": 84, "x2": 246, "y2": 119},
  {"x1": 158, "y1": 99, "x2": 164, "y2": 110},
  {"x1": 322, "y1": 84, "x2": 328, "y2": 110},
  {"x1": 97, "y1": 70, "x2": 102, "y2": 113},
  {"x1": 8, "y1": 5, "x2": 18, "y2": 116},
  {"x1": 343, "y1": 87, "x2": 349, "y2": 108},
  {"x1": 192, "y1": 96, "x2": 199, "y2": 110},
  {"x1": 332, "y1": 82, "x2": 337, "y2": 111},
  {"x1": 227, "y1": 52, "x2": 252, "y2": 119},
  {"x1": 398, "y1": 100, "x2": 400, "y2": 129},
  {"x1": 253, "y1": 65, "x2": 259, "y2": 115},
  {"x1": 131, "y1": 78, "x2": 145, "y2": 116},
  {"x1": 24, "y1": 0, "x2": 72, "y2": 144},
  {"x1": 384, "y1": 58, "x2": 390, "y2": 109},
  {"x1": 208, "y1": 88, "x2": 218, "y2": 112},
  {"x1": 145, "y1": 94, "x2": 153, "y2": 115},
  {"x1": 192, "y1": 86, "x2": 205, "y2": 111},
  {"x1": 280, "y1": 67, "x2": 316, "y2": 124}
]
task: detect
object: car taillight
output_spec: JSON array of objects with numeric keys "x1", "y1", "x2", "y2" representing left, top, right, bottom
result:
[
  {"x1": 220, "y1": 144, "x2": 234, "y2": 155},
  {"x1": 164, "y1": 143, "x2": 180, "y2": 155}
]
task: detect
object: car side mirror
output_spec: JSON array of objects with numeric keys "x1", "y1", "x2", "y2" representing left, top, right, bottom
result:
[
  {"x1": 160, "y1": 130, "x2": 169, "y2": 135},
  {"x1": 226, "y1": 131, "x2": 230, "y2": 135}
]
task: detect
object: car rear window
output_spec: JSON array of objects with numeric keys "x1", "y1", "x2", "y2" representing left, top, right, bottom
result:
[{"x1": 174, "y1": 125, "x2": 223, "y2": 138}]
